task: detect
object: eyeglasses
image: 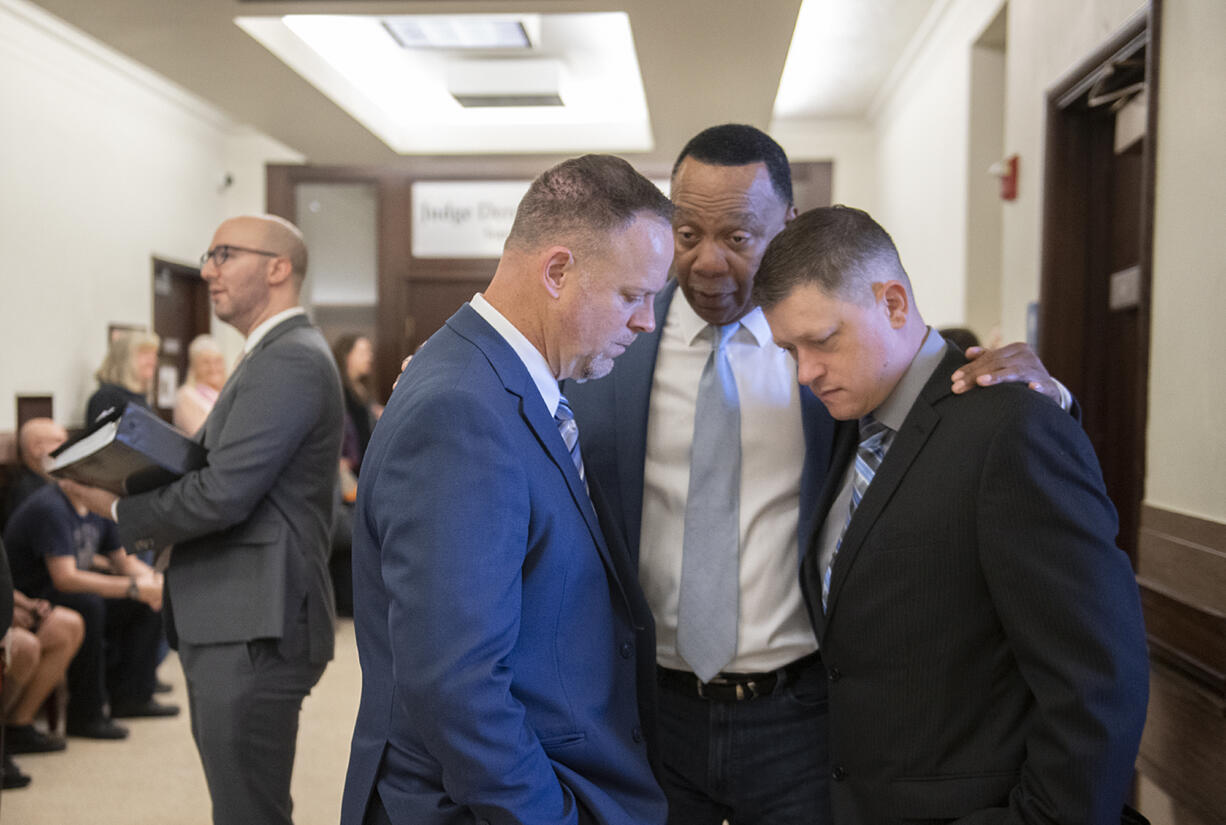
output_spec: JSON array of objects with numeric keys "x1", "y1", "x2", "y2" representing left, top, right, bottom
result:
[{"x1": 199, "y1": 245, "x2": 280, "y2": 268}]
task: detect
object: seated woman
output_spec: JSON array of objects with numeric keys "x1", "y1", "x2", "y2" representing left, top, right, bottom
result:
[
  {"x1": 85, "y1": 330, "x2": 159, "y2": 426},
  {"x1": 173, "y1": 334, "x2": 227, "y2": 435}
]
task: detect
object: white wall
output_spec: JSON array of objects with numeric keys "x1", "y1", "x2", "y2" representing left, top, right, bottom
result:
[
  {"x1": 0, "y1": 0, "x2": 301, "y2": 429},
  {"x1": 769, "y1": 117, "x2": 878, "y2": 214},
  {"x1": 1145, "y1": 0, "x2": 1226, "y2": 522},
  {"x1": 867, "y1": 0, "x2": 1006, "y2": 329}
]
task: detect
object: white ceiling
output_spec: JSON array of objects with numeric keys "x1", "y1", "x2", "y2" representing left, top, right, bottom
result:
[{"x1": 27, "y1": 0, "x2": 942, "y2": 167}]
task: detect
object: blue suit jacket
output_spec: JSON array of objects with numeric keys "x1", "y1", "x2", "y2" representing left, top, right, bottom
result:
[
  {"x1": 340, "y1": 305, "x2": 666, "y2": 825},
  {"x1": 564, "y1": 279, "x2": 836, "y2": 570}
]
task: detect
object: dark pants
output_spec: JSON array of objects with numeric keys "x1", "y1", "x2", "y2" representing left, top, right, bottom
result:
[
  {"x1": 656, "y1": 655, "x2": 832, "y2": 825},
  {"x1": 50, "y1": 590, "x2": 162, "y2": 726},
  {"x1": 179, "y1": 605, "x2": 326, "y2": 825}
]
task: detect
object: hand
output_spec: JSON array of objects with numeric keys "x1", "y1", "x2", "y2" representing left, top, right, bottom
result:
[
  {"x1": 135, "y1": 574, "x2": 163, "y2": 611},
  {"x1": 951, "y1": 342, "x2": 1063, "y2": 405},
  {"x1": 391, "y1": 355, "x2": 413, "y2": 393},
  {"x1": 58, "y1": 479, "x2": 119, "y2": 521},
  {"x1": 12, "y1": 604, "x2": 36, "y2": 630}
]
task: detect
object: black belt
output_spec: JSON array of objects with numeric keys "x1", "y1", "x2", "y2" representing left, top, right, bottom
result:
[{"x1": 657, "y1": 651, "x2": 821, "y2": 702}]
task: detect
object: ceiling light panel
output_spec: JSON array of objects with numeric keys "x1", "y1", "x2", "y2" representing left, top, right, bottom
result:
[
  {"x1": 382, "y1": 16, "x2": 536, "y2": 50},
  {"x1": 235, "y1": 12, "x2": 652, "y2": 154}
]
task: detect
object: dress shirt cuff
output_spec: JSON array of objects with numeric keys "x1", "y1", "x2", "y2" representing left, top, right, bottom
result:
[{"x1": 1054, "y1": 378, "x2": 1073, "y2": 413}]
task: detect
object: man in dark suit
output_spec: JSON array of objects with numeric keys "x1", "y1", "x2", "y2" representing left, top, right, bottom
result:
[
  {"x1": 753, "y1": 205, "x2": 1149, "y2": 824},
  {"x1": 564, "y1": 124, "x2": 1068, "y2": 825},
  {"x1": 66, "y1": 214, "x2": 343, "y2": 825},
  {"x1": 340, "y1": 155, "x2": 675, "y2": 825}
]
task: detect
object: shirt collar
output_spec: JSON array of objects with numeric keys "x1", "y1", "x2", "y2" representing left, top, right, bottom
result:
[
  {"x1": 872, "y1": 327, "x2": 947, "y2": 431},
  {"x1": 673, "y1": 291, "x2": 773, "y2": 349},
  {"x1": 243, "y1": 307, "x2": 306, "y2": 354},
  {"x1": 470, "y1": 293, "x2": 561, "y2": 416}
]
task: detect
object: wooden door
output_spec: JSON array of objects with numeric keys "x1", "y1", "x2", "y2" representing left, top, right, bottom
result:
[{"x1": 152, "y1": 259, "x2": 209, "y2": 422}]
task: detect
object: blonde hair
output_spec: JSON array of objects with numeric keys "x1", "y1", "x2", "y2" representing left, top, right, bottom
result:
[
  {"x1": 186, "y1": 334, "x2": 223, "y2": 386},
  {"x1": 95, "y1": 329, "x2": 160, "y2": 393}
]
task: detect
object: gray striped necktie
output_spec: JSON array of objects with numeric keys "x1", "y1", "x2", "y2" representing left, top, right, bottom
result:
[{"x1": 823, "y1": 415, "x2": 893, "y2": 611}]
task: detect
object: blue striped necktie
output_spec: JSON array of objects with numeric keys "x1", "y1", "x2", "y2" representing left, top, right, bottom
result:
[
  {"x1": 555, "y1": 394, "x2": 585, "y2": 486},
  {"x1": 823, "y1": 415, "x2": 893, "y2": 611}
]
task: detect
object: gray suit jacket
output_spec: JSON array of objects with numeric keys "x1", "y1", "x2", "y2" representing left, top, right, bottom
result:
[{"x1": 117, "y1": 314, "x2": 343, "y2": 664}]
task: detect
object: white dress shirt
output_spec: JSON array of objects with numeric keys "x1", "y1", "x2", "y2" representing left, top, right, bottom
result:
[
  {"x1": 470, "y1": 294, "x2": 561, "y2": 417},
  {"x1": 641, "y1": 296, "x2": 816, "y2": 674},
  {"x1": 242, "y1": 306, "x2": 306, "y2": 354}
]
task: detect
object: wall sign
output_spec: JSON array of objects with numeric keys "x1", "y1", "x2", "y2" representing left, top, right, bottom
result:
[
  {"x1": 411, "y1": 181, "x2": 531, "y2": 259},
  {"x1": 411, "y1": 177, "x2": 669, "y2": 260}
]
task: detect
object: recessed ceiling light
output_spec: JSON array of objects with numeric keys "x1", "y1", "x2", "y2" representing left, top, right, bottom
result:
[
  {"x1": 235, "y1": 12, "x2": 652, "y2": 154},
  {"x1": 382, "y1": 16, "x2": 534, "y2": 51}
]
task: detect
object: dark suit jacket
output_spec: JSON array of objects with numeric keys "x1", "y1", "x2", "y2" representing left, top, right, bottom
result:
[
  {"x1": 116, "y1": 314, "x2": 342, "y2": 664},
  {"x1": 805, "y1": 344, "x2": 1149, "y2": 824},
  {"x1": 564, "y1": 279, "x2": 836, "y2": 570},
  {"x1": 340, "y1": 305, "x2": 666, "y2": 825}
]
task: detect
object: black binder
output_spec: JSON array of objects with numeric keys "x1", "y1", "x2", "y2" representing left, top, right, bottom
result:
[{"x1": 48, "y1": 402, "x2": 208, "y2": 496}]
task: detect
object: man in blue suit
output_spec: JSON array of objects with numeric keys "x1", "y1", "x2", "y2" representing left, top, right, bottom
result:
[
  {"x1": 341, "y1": 155, "x2": 676, "y2": 825},
  {"x1": 564, "y1": 125, "x2": 1070, "y2": 825}
]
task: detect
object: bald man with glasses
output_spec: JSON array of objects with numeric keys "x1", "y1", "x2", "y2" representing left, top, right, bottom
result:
[{"x1": 67, "y1": 214, "x2": 344, "y2": 825}]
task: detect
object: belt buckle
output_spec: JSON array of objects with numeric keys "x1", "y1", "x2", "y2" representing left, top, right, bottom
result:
[{"x1": 697, "y1": 677, "x2": 760, "y2": 701}]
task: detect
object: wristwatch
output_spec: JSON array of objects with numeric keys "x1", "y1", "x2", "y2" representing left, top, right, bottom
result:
[{"x1": 127, "y1": 577, "x2": 140, "y2": 600}]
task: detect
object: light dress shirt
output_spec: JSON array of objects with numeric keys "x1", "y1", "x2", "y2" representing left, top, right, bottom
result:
[
  {"x1": 242, "y1": 306, "x2": 306, "y2": 354},
  {"x1": 641, "y1": 295, "x2": 816, "y2": 674}
]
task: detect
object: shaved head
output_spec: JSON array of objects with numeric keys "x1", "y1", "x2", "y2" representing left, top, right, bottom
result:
[
  {"x1": 18, "y1": 417, "x2": 68, "y2": 476},
  {"x1": 227, "y1": 214, "x2": 308, "y2": 281}
]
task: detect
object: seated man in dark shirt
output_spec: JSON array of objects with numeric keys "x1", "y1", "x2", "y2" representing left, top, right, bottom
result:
[
  {"x1": 2, "y1": 418, "x2": 67, "y2": 525},
  {"x1": 3, "y1": 482, "x2": 176, "y2": 738}
]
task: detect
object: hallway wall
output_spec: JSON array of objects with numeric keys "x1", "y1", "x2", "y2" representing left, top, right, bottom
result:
[
  {"x1": 1146, "y1": 0, "x2": 1226, "y2": 522},
  {"x1": 0, "y1": 0, "x2": 299, "y2": 430}
]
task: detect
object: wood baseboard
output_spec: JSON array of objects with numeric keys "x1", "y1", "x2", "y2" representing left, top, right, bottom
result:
[{"x1": 1136, "y1": 504, "x2": 1226, "y2": 822}]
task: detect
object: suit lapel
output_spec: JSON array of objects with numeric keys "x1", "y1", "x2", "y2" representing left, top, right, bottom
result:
[
  {"x1": 203, "y1": 314, "x2": 311, "y2": 447},
  {"x1": 447, "y1": 305, "x2": 633, "y2": 612},
  {"x1": 611, "y1": 279, "x2": 675, "y2": 564},
  {"x1": 821, "y1": 346, "x2": 964, "y2": 628}
]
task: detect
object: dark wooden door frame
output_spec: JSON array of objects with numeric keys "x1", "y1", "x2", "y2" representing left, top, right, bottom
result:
[{"x1": 1037, "y1": 5, "x2": 1157, "y2": 566}]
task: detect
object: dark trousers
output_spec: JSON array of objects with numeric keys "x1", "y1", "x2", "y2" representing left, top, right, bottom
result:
[
  {"x1": 656, "y1": 655, "x2": 832, "y2": 825},
  {"x1": 50, "y1": 590, "x2": 162, "y2": 726},
  {"x1": 179, "y1": 606, "x2": 326, "y2": 825}
]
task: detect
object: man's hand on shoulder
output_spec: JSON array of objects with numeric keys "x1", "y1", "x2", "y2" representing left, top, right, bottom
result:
[{"x1": 951, "y1": 342, "x2": 1065, "y2": 406}]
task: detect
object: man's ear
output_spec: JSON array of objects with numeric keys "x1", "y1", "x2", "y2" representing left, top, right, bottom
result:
[
  {"x1": 266, "y1": 255, "x2": 295, "y2": 288},
  {"x1": 880, "y1": 280, "x2": 911, "y2": 329},
  {"x1": 540, "y1": 246, "x2": 574, "y2": 299}
]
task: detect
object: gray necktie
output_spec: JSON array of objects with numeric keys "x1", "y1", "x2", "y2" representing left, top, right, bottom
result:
[
  {"x1": 555, "y1": 394, "x2": 585, "y2": 485},
  {"x1": 677, "y1": 323, "x2": 741, "y2": 682},
  {"x1": 822, "y1": 415, "x2": 893, "y2": 611}
]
